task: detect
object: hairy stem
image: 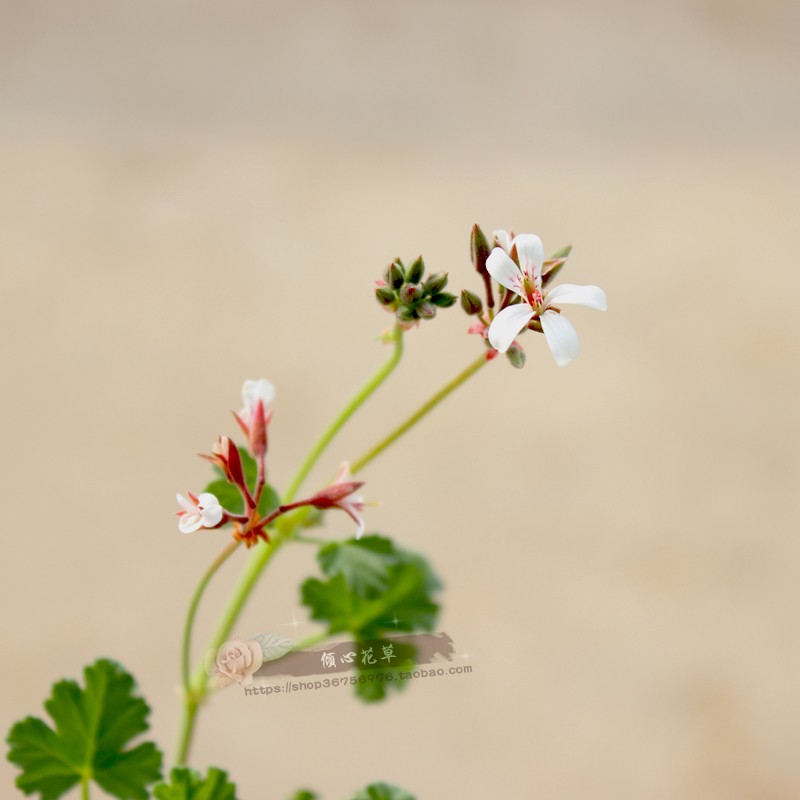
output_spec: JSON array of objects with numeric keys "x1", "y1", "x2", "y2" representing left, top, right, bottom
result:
[
  {"x1": 283, "y1": 324, "x2": 404, "y2": 503},
  {"x1": 181, "y1": 540, "x2": 240, "y2": 694},
  {"x1": 351, "y1": 351, "x2": 491, "y2": 473},
  {"x1": 174, "y1": 697, "x2": 199, "y2": 768}
]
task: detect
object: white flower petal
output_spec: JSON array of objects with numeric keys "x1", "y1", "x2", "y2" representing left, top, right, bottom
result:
[
  {"x1": 334, "y1": 462, "x2": 353, "y2": 485},
  {"x1": 545, "y1": 283, "x2": 607, "y2": 311},
  {"x1": 179, "y1": 512, "x2": 203, "y2": 534},
  {"x1": 241, "y1": 379, "x2": 276, "y2": 414},
  {"x1": 486, "y1": 249, "x2": 524, "y2": 296},
  {"x1": 340, "y1": 502, "x2": 366, "y2": 539},
  {"x1": 354, "y1": 517, "x2": 366, "y2": 540},
  {"x1": 540, "y1": 310, "x2": 580, "y2": 366},
  {"x1": 176, "y1": 493, "x2": 195, "y2": 513},
  {"x1": 487, "y1": 304, "x2": 535, "y2": 354},
  {"x1": 200, "y1": 504, "x2": 224, "y2": 528},
  {"x1": 197, "y1": 492, "x2": 221, "y2": 509},
  {"x1": 493, "y1": 230, "x2": 513, "y2": 253},
  {"x1": 512, "y1": 234, "x2": 544, "y2": 282}
]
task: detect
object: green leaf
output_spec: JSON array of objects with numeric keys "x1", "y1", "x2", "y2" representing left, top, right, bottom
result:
[
  {"x1": 256, "y1": 484, "x2": 281, "y2": 518},
  {"x1": 302, "y1": 537, "x2": 440, "y2": 703},
  {"x1": 302, "y1": 535, "x2": 440, "y2": 639},
  {"x1": 352, "y1": 639, "x2": 415, "y2": 703},
  {"x1": 317, "y1": 537, "x2": 396, "y2": 594},
  {"x1": 288, "y1": 791, "x2": 319, "y2": 800},
  {"x1": 153, "y1": 767, "x2": 238, "y2": 800},
  {"x1": 7, "y1": 659, "x2": 162, "y2": 800},
  {"x1": 301, "y1": 573, "x2": 355, "y2": 635},
  {"x1": 203, "y1": 479, "x2": 245, "y2": 514},
  {"x1": 350, "y1": 783, "x2": 416, "y2": 800},
  {"x1": 301, "y1": 535, "x2": 440, "y2": 639},
  {"x1": 204, "y1": 447, "x2": 280, "y2": 518}
]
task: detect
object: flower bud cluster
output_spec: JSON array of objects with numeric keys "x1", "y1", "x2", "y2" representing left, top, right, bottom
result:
[{"x1": 375, "y1": 256, "x2": 456, "y2": 327}]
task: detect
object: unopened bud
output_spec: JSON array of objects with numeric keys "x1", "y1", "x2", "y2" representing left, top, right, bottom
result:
[
  {"x1": 396, "y1": 305, "x2": 416, "y2": 323},
  {"x1": 249, "y1": 399, "x2": 268, "y2": 458},
  {"x1": 399, "y1": 284, "x2": 420, "y2": 304},
  {"x1": 431, "y1": 292, "x2": 457, "y2": 308},
  {"x1": 542, "y1": 245, "x2": 572, "y2": 287},
  {"x1": 223, "y1": 436, "x2": 247, "y2": 486},
  {"x1": 375, "y1": 286, "x2": 396, "y2": 306},
  {"x1": 423, "y1": 272, "x2": 448, "y2": 295},
  {"x1": 506, "y1": 342, "x2": 526, "y2": 369},
  {"x1": 386, "y1": 260, "x2": 405, "y2": 290},
  {"x1": 406, "y1": 256, "x2": 425, "y2": 285},
  {"x1": 310, "y1": 480, "x2": 365, "y2": 508},
  {"x1": 460, "y1": 289, "x2": 483, "y2": 315},
  {"x1": 470, "y1": 224, "x2": 492, "y2": 278},
  {"x1": 416, "y1": 300, "x2": 436, "y2": 320}
]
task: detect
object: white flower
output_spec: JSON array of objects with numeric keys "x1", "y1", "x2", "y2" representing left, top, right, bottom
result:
[
  {"x1": 176, "y1": 492, "x2": 223, "y2": 534},
  {"x1": 239, "y1": 379, "x2": 276, "y2": 426},
  {"x1": 493, "y1": 229, "x2": 514, "y2": 254},
  {"x1": 486, "y1": 234, "x2": 606, "y2": 366}
]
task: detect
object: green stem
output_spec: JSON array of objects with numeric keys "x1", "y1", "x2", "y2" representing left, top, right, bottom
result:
[
  {"x1": 175, "y1": 324, "x2": 405, "y2": 765},
  {"x1": 283, "y1": 323, "x2": 404, "y2": 503},
  {"x1": 181, "y1": 541, "x2": 240, "y2": 693},
  {"x1": 175, "y1": 540, "x2": 238, "y2": 766},
  {"x1": 187, "y1": 528, "x2": 288, "y2": 695},
  {"x1": 81, "y1": 776, "x2": 90, "y2": 800},
  {"x1": 175, "y1": 697, "x2": 199, "y2": 768},
  {"x1": 351, "y1": 351, "x2": 491, "y2": 473}
]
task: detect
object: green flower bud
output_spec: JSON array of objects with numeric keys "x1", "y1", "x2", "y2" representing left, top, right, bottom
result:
[
  {"x1": 399, "y1": 284, "x2": 420, "y2": 304},
  {"x1": 549, "y1": 244, "x2": 572, "y2": 260},
  {"x1": 423, "y1": 272, "x2": 448, "y2": 295},
  {"x1": 375, "y1": 286, "x2": 396, "y2": 307},
  {"x1": 470, "y1": 224, "x2": 492, "y2": 277},
  {"x1": 396, "y1": 305, "x2": 416, "y2": 323},
  {"x1": 431, "y1": 292, "x2": 457, "y2": 308},
  {"x1": 386, "y1": 260, "x2": 405, "y2": 290},
  {"x1": 460, "y1": 289, "x2": 483, "y2": 315},
  {"x1": 416, "y1": 300, "x2": 437, "y2": 320},
  {"x1": 542, "y1": 244, "x2": 572, "y2": 287},
  {"x1": 406, "y1": 256, "x2": 425, "y2": 285},
  {"x1": 506, "y1": 342, "x2": 526, "y2": 369}
]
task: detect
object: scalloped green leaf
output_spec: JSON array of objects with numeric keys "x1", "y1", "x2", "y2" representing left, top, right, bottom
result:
[
  {"x1": 317, "y1": 536, "x2": 395, "y2": 594},
  {"x1": 351, "y1": 783, "x2": 416, "y2": 800},
  {"x1": 153, "y1": 767, "x2": 238, "y2": 800},
  {"x1": 6, "y1": 659, "x2": 162, "y2": 800},
  {"x1": 301, "y1": 536, "x2": 440, "y2": 640},
  {"x1": 352, "y1": 638, "x2": 415, "y2": 703}
]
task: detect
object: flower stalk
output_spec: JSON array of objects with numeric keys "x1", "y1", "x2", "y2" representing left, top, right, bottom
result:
[
  {"x1": 283, "y1": 323, "x2": 404, "y2": 503},
  {"x1": 351, "y1": 351, "x2": 492, "y2": 473}
]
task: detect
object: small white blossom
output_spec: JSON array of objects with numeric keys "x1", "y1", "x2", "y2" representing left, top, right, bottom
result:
[
  {"x1": 176, "y1": 492, "x2": 223, "y2": 534},
  {"x1": 486, "y1": 234, "x2": 606, "y2": 366},
  {"x1": 239, "y1": 379, "x2": 276, "y2": 426}
]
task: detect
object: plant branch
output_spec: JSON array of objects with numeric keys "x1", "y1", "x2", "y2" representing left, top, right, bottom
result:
[{"x1": 351, "y1": 351, "x2": 491, "y2": 474}]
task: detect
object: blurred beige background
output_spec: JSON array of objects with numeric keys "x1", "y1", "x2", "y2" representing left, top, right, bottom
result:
[{"x1": 2, "y1": 1, "x2": 799, "y2": 798}]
